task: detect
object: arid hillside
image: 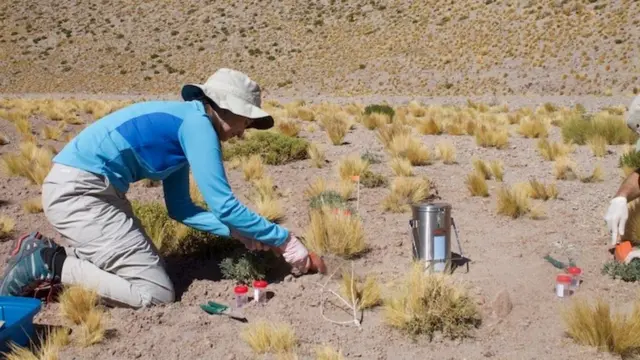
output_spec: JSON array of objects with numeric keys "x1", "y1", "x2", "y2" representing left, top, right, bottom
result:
[{"x1": 0, "y1": 0, "x2": 638, "y2": 97}]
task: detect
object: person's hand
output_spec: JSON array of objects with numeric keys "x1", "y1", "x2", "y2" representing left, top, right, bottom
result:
[
  {"x1": 230, "y1": 229, "x2": 271, "y2": 252},
  {"x1": 278, "y1": 234, "x2": 310, "y2": 274},
  {"x1": 605, "y1": 196, "x2": 629, "y2": 246}
]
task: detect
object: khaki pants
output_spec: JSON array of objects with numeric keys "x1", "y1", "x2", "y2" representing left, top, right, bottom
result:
[{"x1": 41, "y1": 163, "x2": 175, "y2": 308}]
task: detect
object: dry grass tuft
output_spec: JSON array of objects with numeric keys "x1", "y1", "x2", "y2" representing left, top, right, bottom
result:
[
  {"x1": 276, "y1": 119, "x2": 301, "y2": 137},
  {"x1": 528, "y1": 180, "x2": 559, "y2": 200},
  {"x1": 319, "y1": 112, "x2": 351, "y2": 145},
  {"x1": 337, "y1": 154, "x2": 370, "y2": 182},
  {"x1": 58, "y1": 285, "x2": 106, "y2": 347},
  {"x1": 537, "y1": 139, "x2": 574, "y2": 161},
  {"x1": 587, "y1": 134, "x2": 607, "y2": 157},
  {"x1": 382, "y1": 176, "x2": 433, "y2": 213},
  {"x1": 249, "y1": 175, "x2": 286, "y2": 224},
  {"x1": 303, "y1": 205, "x2": 366, "y2": 258},
  {"x1": 1, "y1": 142, "x2": 53, "y2": 185},
  {"x1": 23, "y1": 197, "x2": 43, "y2": 214},
  {"x1": 489, "y1": 160, "x2": 504, "y2": 182},
  {"x1": 517, "y1": 116, "x2": 549, "y2": 138},
  {"x1": 0, "y1": 215, "x2": 16, "y2": 239},
  {"x1": 416, "y1": 118, "x2": 442, "y2": 135},
  {"x1": 472, "y1": 158, "x2": 492, "y2": 180},
  {"x1": 376, "y1": 123, "x2": 412, "y2": 149},
  {"x1": 465, "y1": 172, "x2": 489, "y2": 197},
  {"x1": 307, "y1": 143, "x2": 326, "y2": 168},
  {"x1": 562, "y1": 298, "x2": 640, "y2": 357},
  {"x1": 242, "y1": 154, "x2": 265, "y2": 181},
  {"x1": 474, "y1": 125, "x2": 509, "y2": 149},
  {"x1": 389, "y1": 157, "x2": 413, "y2": 177},
  {"x1": 241, "y1": 321, "x2": 297, "y2": 356},
  {"x1": 580, "y1": 164, "x2": 604, "y2": 183},
  {"x1": 553, "y1": 156, "x2": 579, "y2": 180},
  {"x1": 435, "y1": 141, "x2": 456, "y2": 164},
  {"x1": 315, "y1": 346, "x2": 345, "y2": 360},
  {"x1": 41, "y1": 125, "x2": 64, "y2": 141},
  {"x1": 496, "y1": 185, "x2": 542, "y2": 219},
  {"x1": 340, "y1": 272, "x2": 382, "y2": 310},
  {"x1": 387, "y1": 133, "x2": 432, "y2": 166},
  {"x1": 362, "y1": 113, "x2": 390, "y2": 130},
  {"x1": 383, "y1": 263, "x2": 481, "y2": 339},
  {"x1": 3, "y1": 326, "x2": 71, "y2": 360}
]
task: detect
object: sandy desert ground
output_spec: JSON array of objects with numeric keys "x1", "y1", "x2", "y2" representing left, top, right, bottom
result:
[{"x1": 0, "y1": 94, "x2": 639, "y2": 360}]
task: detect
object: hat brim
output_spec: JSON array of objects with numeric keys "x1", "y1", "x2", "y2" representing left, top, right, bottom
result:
[{"x1": 181, "y1": 84, "x2": 274, "y2": 130}]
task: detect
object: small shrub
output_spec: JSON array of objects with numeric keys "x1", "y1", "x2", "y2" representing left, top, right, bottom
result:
[
  {"x1": 241, "y1": 321, "x2": 297, "y2": 356},
  {"x1": 619, "y1": 150, "x2": 640, "y2": 169},
  {"x1": 364, "y1": 104, "x2": 395, "y2": 119},
  {"x1": 387, "y1": 133, "x2": 432, "y2": 166},
  {"x1": 360, "y1": 170, "x2": 387, "y2": 188},
  {"x1": 537, "y1": 138, "x2": 574, "y2": 161},
  {"x1": 553, "y1": 156, "x2": 579, "y2": 180},
  {"x1": 602, "y1": 260, "x2": 640, "y2": 282},
  {"x1": 496, "y1": 186, "x2": 535, "y2": 219},
  {"x1": 303, "y1": 205, "x2": 366, "y2": 258},
  {"x1": 361, "y1": 151, "x2": 382, "y2": 164},
  {"x1": 474, "y1": 125, "x2": 509, "y2": 149},
  {"x1": 222, "y1": 131, "x2": 309, "y2": 165},
  {"x1": 383, "y1": 263, "x2": 481, "y2": 340},
  {"x1": 362, "y1": 113, "x2": 390, "y2": 130},
  {"x1": 562, "y1": 297, "x2": 640, "y2": 357},
  {"x1": 376, "y1": 123, "x2": 411, "y2": 149},
  {"x1": 472, "y1": 158, "x2": 492, "y2": 180},
  {"x1": 465, "y1": 172, "x2": 489, "y2": 197},
  {"x1": 308, "y1": 190, "x2": 350, "y2": 211},
  {"x1": 561, "y1": 112, "x2": 638, "y2": 145},
  {"x1": 580, "y1": 164, "x2": 604, "y2": 183},
  {"x1": 220, "y1": 250, "x2": 276, "y2": 285}
]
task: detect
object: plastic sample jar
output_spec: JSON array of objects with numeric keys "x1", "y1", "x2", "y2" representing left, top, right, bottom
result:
[
  {"x1": 253, "y1": 280, "x2": 268, "y2": 304},
  {"x1": 566, "y1": 266, "x2": 582, "y2": 291},
  {"x1": 556, "y1": 274, "x2": 572, "y2": 298},
  {"x1": 234, "y1": 285, "x2": 249, "y2": 308}
]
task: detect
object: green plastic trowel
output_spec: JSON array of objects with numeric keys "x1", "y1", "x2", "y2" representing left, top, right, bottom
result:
[{"x1": 200, "y1": 301, "x2": 247, "y2": 322}]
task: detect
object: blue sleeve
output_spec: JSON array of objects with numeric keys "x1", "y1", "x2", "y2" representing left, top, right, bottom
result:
[
  {"x1": 176, "y1": 114, "x2": 290, "y2": 247},
  {"x1": 162, "y1": 164, "x2": 232, "y2": 237}
]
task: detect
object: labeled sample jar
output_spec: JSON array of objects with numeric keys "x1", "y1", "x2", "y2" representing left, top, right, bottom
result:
[
  {"x1": 234, "y1": 285, "x2": 249, "y2": 308},
  {"x1": 556, "y1": 274, "x2": 572, "y2": 298},
  {"x1": 566, "y1": 266, "x2": 582, "y2": 291},
  {"x1": 253, "y1": 280, "x2": 268, "y2": 304}
]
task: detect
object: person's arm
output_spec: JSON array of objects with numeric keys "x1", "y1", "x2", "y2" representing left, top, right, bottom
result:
[
  {"x1": 177, "y1": 114, "x2": 290, "y2": 248},
  {"x1": 614, "y1": 170, "x2": 640, "y2": 202},
  {"x1": 162, "y1": 164, "x2": 232, "y2": 237}
]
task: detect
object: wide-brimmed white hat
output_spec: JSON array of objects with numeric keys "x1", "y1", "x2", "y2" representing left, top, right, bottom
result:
[
  {"x1": 181, "y1": 68, "x2": 274, "y2": 130},
  {"x1": 626, "y1": 94, "x2": 640, "y2": 135}
]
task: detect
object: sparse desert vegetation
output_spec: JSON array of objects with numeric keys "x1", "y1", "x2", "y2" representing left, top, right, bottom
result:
[{"x1": 1, "y1": 52, "x2": 640, "y2": 358}]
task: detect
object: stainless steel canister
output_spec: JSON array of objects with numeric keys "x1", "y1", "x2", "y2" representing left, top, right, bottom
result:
[{"x1": 409, "y1": 202, "x2": 452, "y2": 273}]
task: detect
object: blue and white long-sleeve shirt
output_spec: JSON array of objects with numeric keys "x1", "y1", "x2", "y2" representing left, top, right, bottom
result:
[{"x1": 53, "y1": 100, "x2": 289, "y2": 247}]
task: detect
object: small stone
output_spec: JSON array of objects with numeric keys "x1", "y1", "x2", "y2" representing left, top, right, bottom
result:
[
  {"x1": 285, "y1": 275, "x2": 293, "y2": 282},
  {"x1": 483, "y1": 351, "x2": 495, "y2": 357},
  {"x1": 225, "y1": 354, "x2": 236, "y2": 360},
  {"x1": 491, "y1": 290, "x2": 513, "y2": 318}
]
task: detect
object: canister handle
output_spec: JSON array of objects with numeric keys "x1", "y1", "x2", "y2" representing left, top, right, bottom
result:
[{"x1": 409, "y1": 219, "x2": 420, "y2": 259}]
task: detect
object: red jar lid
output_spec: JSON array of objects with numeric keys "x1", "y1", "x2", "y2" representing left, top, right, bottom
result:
[
  {"x1": 556, "y1": 274, "x2": 572, "y2": 283},
  {"x1": 253, "y1": 280, "x2": 268, "y2": 289},
  {"x1": 567, "y1": 266, "x2": 582, "y2": 275},
  {"x1": 234, "y1": 285, "x2": 249, "y2": 294}
]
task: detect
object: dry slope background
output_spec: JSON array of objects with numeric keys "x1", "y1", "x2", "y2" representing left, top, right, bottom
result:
[{"x1": 1, "y1": 0, "x2": 639, "y2": 97}]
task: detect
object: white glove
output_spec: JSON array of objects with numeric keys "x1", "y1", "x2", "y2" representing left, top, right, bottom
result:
[
  {"x1": 279, "y1": 235, "x2": 310, "y2": 274},
  {"x1": 624, "y1": 249, "x2": 640, "y2": 264},
  {"x1": 604, "y1": 196, "x2": 629, "y2": 246}
]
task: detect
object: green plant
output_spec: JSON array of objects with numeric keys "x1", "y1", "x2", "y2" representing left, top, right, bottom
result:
[
  {"x1": 220, "y1": 250, "x2": 278, "y2": 285},
  {"x1": 360, "y1": 170, "x2": 387, "y2": 188},
  {"x1": 222, "y1": 131, "x2": 309, "y2": 165},
  {"x1": 602, "y1": 260, "x2": 640, "y2": 282},
  {"x1": 309, "y1": 190, "x2": 353, "y2": 212},
  {"x1": 364, "y1": 104, "x2": 395, "y2": 119},
  {"x1": 620, "y1": 150, "x2": 640, "y2": 169},
  {"x1": 561, "y1": 113, "x2": 637, "y2": 145}
]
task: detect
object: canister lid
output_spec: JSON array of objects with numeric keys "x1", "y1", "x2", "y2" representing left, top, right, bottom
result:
[
  {"x1": 556, "y1": 274, "x2": 572, "y2": 283},
  {"x1": 411, "y1": 202, "x2": 452, "y2": 212},
  {"x1": 567, "y1": 266, "x2": 582, "y2": 275},
  {"x1": 234, "y1": 285, "x2": 249, "y2": 294},
  {"x1": 253, "y1": 280, "x2": 268, "y2": 288}
]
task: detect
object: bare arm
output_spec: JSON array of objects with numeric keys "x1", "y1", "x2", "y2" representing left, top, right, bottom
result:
[{"x1": 615, "y1": 171, "x2": 640, "y2": 201}]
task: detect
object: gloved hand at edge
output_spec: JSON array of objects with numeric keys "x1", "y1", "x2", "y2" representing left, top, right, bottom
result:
[
  {"x1": 230, "y1": 228, "x2": 272, "y2": 252},
  {"x1": 604, "y1": 196, "x2": 629, "y2": 247},
  {"x1": 277, "y1": 234, "x2": 310, "y2": 275}
]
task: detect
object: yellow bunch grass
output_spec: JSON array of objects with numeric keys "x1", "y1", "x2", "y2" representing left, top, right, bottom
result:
[
  {"x1": 340, "y1": 272, "x2": 382, "y2": 310},
  {"x1": 241, "y1": 321, "x2": 297, "y2": 356},
  {"x1": 303, "y1": 205, "x2": 366, "y2": 258},
  {"x1": 382, "y1": 176, "x2": 432, "y2": 213}
]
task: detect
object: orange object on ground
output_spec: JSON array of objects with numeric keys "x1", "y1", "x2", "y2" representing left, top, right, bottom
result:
[{"x1": 615, "y1": 241, "x2": 633, "y2": 262}]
